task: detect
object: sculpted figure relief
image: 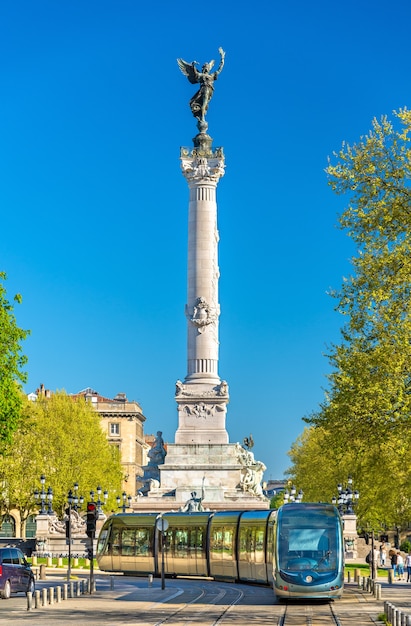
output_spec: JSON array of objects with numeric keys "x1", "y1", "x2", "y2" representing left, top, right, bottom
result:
[{"x1": 177, "y1": 48, "x2": 225, "y2": 124}]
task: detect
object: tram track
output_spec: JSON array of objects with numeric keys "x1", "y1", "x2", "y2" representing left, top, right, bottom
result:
[
  {"x1": 153, "y1": 584, "x2": 244, "y2": 626},
  {"x1": 279, "y1": 601, "x2": 342, "y2": 626}
]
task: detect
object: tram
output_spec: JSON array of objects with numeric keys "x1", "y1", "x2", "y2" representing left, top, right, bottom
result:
[
  {"x1": 96, "y1": 503, "x2": 344, "y2": 599},
  {"x1": 273, "y1": 502, "x2": 344, "y2": 599}
]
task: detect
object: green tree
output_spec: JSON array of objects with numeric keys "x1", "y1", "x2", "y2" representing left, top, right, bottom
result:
[
  {"x1": 0, "y1": 392, "x2": 123, "y2": 534},
  {"x1": 289, "y1": 109, "x2": 411, "y2": 529},
  {"x1": 0, "y1": 272, "x2": 29, "y2": 449}
]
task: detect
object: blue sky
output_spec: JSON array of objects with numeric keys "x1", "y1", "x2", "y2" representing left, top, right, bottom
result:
[{"x1": 2, "y1": 1, "x2": 410, "y2": 480}]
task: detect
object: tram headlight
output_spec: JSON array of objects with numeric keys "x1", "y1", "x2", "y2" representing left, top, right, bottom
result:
[{"x1": 304, "y1": 575, "x2": 313, "y2": 583}]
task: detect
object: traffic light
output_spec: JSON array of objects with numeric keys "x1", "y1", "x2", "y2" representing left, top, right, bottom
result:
[{"x1": 86, "y1": 502, "x2": 98, "y2": 538}]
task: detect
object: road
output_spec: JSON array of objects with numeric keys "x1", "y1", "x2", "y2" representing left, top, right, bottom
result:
[{"x1": 0, "y1": 574, "x2": 394, "y2": 625}]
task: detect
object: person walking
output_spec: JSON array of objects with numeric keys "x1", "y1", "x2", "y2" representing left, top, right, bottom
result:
[
  {"x1": 380, "y1": 543, "x2": 387, "y2": 567},
  {"x1": 391, "y1": 550, "x2": 398, "y2": 579},
  {"x1": 397, "y1": 551, "x2": 404, "y2": 581}
]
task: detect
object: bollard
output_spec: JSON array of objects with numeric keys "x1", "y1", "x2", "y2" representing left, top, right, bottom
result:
[
  {"x1": 26, "y1": 591, "x2": 33, "y2": 611},
  {"x1": 393, "y1": 608, "x2": 399, "y2": 626},
  {"x1": 354, "y1": 567, "x2": 361, "y2": 582},
  {"x1": 69, "y1": 581, "x2": 74, "y2": 598},
  {"x1": 56, "y1": 586, "x2": 62, "y2": 603},
  {"x1": 49, "y1": 586, "x2": 54, "y2": 605},
  {"x1": 110, "y1": 575, "x2": 115, "y2": 590},
  {"x1": 32, "y1": 555, "x2": 37, "y2": 566},
  {"x1": 34, "y1": 589, "x2": 41, "y2": 609},
  {"x1": 388, "y1": 568, "x2": 394, "y2": 584},
  {"x1": 41, "y1": 587, "x2": 47, "y2": 606},
  {"x1": 63, "y1": 583, "x2": 68, "y2": 601},
  {"x1": 76, "y1": 581, "x2": 81, "y2": 597},
  {"x1": 347, "y1": 571, "x2": 351, "y2": 583},
  {"x1": 376, "y1": 583, "x2": 382, "y2": 600},
  {"x1": 406, "y1": 615, "x2": 411, "y2": 625},
  {"x1": 148, "y1": 573, "x2": 153, "y2": 587},
  {"x1": 39, "y1": 564, "x2": 47, "y2": 580}
]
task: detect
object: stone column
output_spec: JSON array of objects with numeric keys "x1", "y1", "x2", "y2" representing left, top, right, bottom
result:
[{"x1": 175, "y1": 145, "x2": 229, "y2": 444}]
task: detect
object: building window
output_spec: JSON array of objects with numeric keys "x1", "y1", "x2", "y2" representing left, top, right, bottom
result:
[
  {"x1": 0, "y1": 515, "x2": 16, "y2": 537},
  {"x1": 110, "y1": 423, "x2": 120, "y2": 436},
  {"x1": 25, "y1": 514, "x2": 37, "y2": 538}
]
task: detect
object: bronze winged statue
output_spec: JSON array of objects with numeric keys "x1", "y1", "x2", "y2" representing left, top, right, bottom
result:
[{"x1": 177, "y1": 48, "x2": 225, "y2": 124}]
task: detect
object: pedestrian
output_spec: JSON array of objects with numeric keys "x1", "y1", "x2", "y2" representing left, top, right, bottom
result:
[
  {"x1": 380, "y1": 543, "x2": 387, "y2": 567},
  {"x1": 397, "y1": 551, "x2": 405, "y2": 581},
  {"x1": 405, "y1": 552, "x2": 411, "y2": 582},
  {"x1": 390, "y1": 549, "x2": 398, "y2": 579}
]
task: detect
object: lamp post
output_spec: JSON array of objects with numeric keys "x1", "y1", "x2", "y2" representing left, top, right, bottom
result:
[
  {"x1": 283, "y1": 486, "x2": 303, "y2": 504},
  {"x1": 332, "y1": 476, "x2": 359, "y2": 515},
  {"x1": 89, "y1": 486, "x2": 108, "y2": 514},
  {"x1": 65, "y1": 483, "x2": 84, "y2": 582},
  {"x1": 88, "y1": 486, "x2": 108, "y2": 594},
  {"x1": 34, "y1": 475, "x2": 54, "y2": 515},
  {"x1": 116, "y1": 492, "x2": 132, "y2": 513}
]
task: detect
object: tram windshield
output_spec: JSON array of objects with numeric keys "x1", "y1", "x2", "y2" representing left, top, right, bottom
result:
[{"x1": 277, "y1": 505, "x2": 340, "y2": 573}]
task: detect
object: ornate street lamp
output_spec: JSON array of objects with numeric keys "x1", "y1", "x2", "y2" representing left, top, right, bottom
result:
[
  {"x1": 65, "y1": 483, "x2": 84, "y2": 582},
  {"x1": 34, "y1": 475, "x2": 54, "y2": 515},
  {"x1": 283, "y1": 486, "x2": 303, "y2": 503},
  {"x1": 116, "y1": 492, "x2": 132, "y2": 513},
  {"x1": 89, "y1": 486, "x2": 108, "y2": 514},
  {"x1": 332, "y1": 476, "x2": 359, "y2": 515}
]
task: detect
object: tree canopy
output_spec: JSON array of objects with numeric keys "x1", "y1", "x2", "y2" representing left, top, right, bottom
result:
[
  {"x1": 287, "y1": 109, "x2": 411, "y2": 530},
  {"x1": 0, "y1": 272, "x2": 29, "y2": 449},
  {"x1": 0, "y1": 391, "x2": 123, "y2": 532}
]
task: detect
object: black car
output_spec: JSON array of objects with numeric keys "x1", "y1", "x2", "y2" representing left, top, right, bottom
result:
[{"x1": 0, "y1": 548, "x2": 35, "y2": 599}]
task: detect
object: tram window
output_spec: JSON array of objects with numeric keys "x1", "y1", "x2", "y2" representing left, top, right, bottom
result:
[
  {"x1": 255, "y1": 529, "x2": 265, "y2": 563},
  {"x1": 111, "y1": 529, "x2": 121, "y2": 556},
  {"x1": 239, "y1": 528, "x2": 248, "y2": 561},
  {"x1": 122, "y1": 529, "x2": 136, "y2": 556},
  {"x1": 223, "y1": 529, "x2": 234, "y2": 559},
  {"x1": 175, "y1": 529, "x2": 188, "y2": 554},
  {"x1": 210, "y1": 529, "x2": 223, "y2": 558},
  {"x1": 189, "y1": 528, "x2": 204, "y2": 555},
  {"x1": 136, "y1": 529, "x2": 150, "y2": 555}
]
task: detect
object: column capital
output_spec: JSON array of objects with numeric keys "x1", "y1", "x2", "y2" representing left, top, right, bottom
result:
[{"x1": 180, "y1": 147, "x2": 225, "y2": 184}]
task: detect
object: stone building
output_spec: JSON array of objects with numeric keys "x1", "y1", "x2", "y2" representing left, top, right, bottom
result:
[{"x1": 73, "y1": 387, "x2": 146, "y2": 494}]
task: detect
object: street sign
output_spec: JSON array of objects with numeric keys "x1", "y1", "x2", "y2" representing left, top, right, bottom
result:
[{"x1": 156, "y1": 517, "x2": 169, "y2": 532}]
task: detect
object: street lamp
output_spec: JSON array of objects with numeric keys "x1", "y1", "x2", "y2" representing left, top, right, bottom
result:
[
  {"x1": 89, "y1": 486, "x2": 108, "y2": 514},
  {"x1": 283, "y1": 486, "x2": 303, "y2": 503},
  {"x1": 116, "y1": 492, "x2": 132, "y2": 513},
  {"x1": 332, "y1": 476, "x2": 359, "y2": 515},
  {"x1": 66, "y1": 484, "x2": 84, "y2": 582},
  {"x1": 88, "y1": 486, "x2": 108, "y2": 595},
  {"x1": 34, "y1": 475, "x2": 54, "y2": 515}
]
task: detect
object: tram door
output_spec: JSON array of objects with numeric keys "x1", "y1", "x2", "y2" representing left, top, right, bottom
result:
[
  {"x1": 110, "y1": 526, "x2": 155, "y2": 574},
  {"x1": 209, "y1": 513, "x2": 239, "y2": 581},
  {"x1": 238, "y1": 524, "x2": 267, "y2": 583},
  {"x1": 163, "y1": 524, "x2": 208, "y2": 576}
]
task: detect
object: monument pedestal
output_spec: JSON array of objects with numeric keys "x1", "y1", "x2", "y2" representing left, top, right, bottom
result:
[{"x1": 134, "y1": 443, "x2": 269, "y2": 512}]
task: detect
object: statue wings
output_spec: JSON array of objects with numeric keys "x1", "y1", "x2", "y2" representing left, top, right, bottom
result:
[
  {"x1": 177, "y1": 58, "x2": 200, "y2": 84},
  {"x1": 177, "y1": 57, "x2": 217, "y2": 83}
]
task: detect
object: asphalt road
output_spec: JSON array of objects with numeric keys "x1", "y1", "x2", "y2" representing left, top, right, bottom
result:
[{"x1": 0, "y1": 573, "x2": 402, "y2": 625}]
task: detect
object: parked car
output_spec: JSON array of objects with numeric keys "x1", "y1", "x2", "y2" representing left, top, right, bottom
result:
[{"x1": 0, "y1": 548, "x2": 35, "y2": 599}]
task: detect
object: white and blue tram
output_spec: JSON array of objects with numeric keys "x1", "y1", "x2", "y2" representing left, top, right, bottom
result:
[{"x1": 96, "y1": 503, "x2": 344, "y2": 599}]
